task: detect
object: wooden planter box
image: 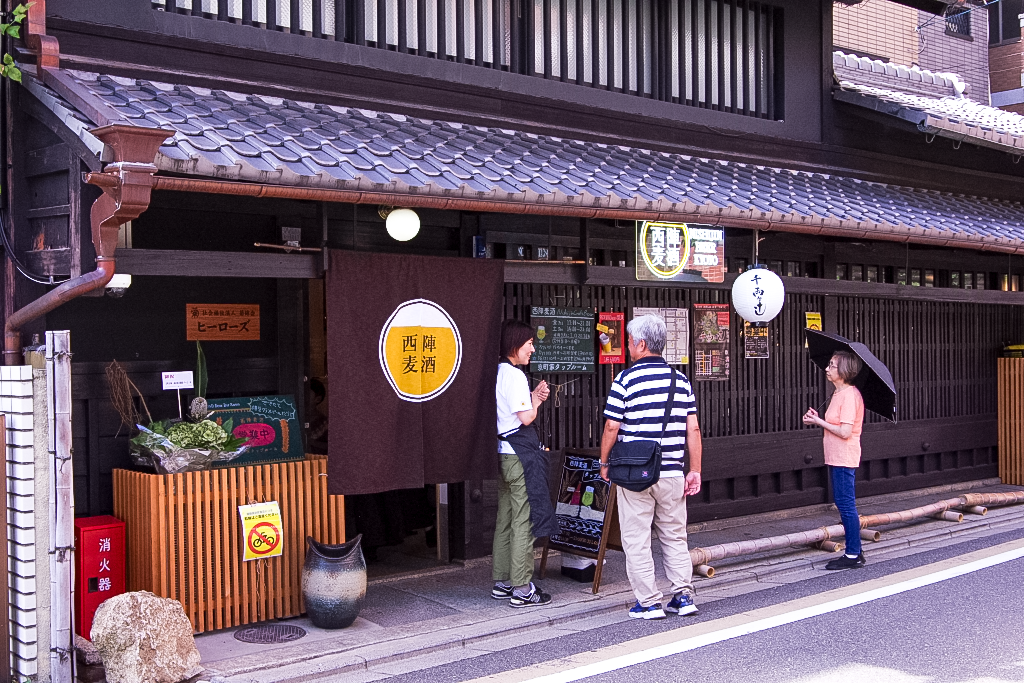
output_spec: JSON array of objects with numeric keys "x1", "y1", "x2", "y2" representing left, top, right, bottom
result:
[
  {"x1": 113, "y1": 456, "x2": 344, "y2": 633},
  {"x1": 999, "y1": 358, "x2": 1024, "y2": 486}
]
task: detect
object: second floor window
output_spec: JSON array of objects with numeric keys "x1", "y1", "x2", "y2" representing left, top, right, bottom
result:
[
  {"x1": 945, "y1": 7, "x2": 971, "y2": 37},
  {"x1": 154, "y1": 0, "x2": 783, "y2": 120},
  {"x1": 989, "y1": 0, "x2": 1022, "y2": 44}
]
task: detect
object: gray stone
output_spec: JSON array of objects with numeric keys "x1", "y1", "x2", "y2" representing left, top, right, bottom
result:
[
  {"x1": 91, "y1": 591, "x2": 202, "y2": 683},
  {"x1": 75, "y1": 633, "x2": 102, "y2": 666}
]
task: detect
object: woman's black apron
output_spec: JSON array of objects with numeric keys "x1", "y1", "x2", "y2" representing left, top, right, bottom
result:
[{"x1": 499, "y1": 424, "x2": 558, "y2": 538}]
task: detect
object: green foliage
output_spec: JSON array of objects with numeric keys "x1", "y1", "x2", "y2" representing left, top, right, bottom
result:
[
  {"x1": 195, "y1": 341, "x2": 208, "y2": 398},
  {"x1": 132, "y1": 417, "x2": 248, "y2": 452},
  {"x1": 0, "y1": 4, "x2": 31, "y2": 84}
]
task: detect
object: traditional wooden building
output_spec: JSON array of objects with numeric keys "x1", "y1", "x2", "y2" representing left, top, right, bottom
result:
[{"x1": 3, "y1": 1, "x2": 1024, "y2": 672}]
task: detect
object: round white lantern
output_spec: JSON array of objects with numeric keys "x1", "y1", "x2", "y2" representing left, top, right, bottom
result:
[
  {"x1": 386, "y1": 208, "x2": 420, "y2": 242},
  {"x1": 731, "y1": 266, "x2": 785, "y2": 325}
]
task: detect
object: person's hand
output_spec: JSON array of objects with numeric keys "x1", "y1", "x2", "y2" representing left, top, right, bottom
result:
[
  {"x1": 684, "y1": 471, "x2": 701, "y2": 496},
  {"x1": 600, "y1": 462, "x2": 609, "y2": 482},
  {"x1": 802, "y1": 407, "x2": 820, "y2": 426},
  {"x1": 533, "y1": 380, "x2": 550, "y2": 404}
]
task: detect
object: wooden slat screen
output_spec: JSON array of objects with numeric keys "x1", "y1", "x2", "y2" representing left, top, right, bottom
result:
[
  {"x1": 998, "y1": 358, "x2": 1024, "y2": 485},
  {"x1": 113, "y1": 456, "x2": 345, "y2": 633},
  {"x1": 152, "y1": 0, "x2": 781, "y2": 118}
]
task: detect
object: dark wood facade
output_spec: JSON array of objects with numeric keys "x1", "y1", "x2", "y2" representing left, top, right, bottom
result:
[{"x1": 4, "y1": 1, "x2": 1024, "y2": 558}]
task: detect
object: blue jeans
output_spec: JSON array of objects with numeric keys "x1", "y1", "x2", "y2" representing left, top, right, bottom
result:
[{"x1": 830, "y1": 466, "x2": 862, "y2": 556}]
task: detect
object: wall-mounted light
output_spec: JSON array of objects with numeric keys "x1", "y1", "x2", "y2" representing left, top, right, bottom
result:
[
  {"x1": 731, "y1": 265, "x2": 784, "y2": 326},
  {"x1": 379, "y1": 206, "x2": 420, "y2": 242},
  {"x1": 105, "y1": 273, "x2": 132, "y2": 298}
]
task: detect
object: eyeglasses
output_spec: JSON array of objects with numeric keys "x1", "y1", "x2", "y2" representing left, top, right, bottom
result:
[{"x1": 827, "y1": 361, "x2": 838, "y2": 369}]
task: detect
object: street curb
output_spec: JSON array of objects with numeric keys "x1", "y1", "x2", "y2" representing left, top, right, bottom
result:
[{"x1": 204, "y1": 500, "x2": 1024, "y2": 682}]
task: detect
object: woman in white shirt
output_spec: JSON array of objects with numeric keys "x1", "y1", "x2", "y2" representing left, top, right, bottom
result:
[{"x1": 492, "y1": 320, "x2": 555, "y2": 607}]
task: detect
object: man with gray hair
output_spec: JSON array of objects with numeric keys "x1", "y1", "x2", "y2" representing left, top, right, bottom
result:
[{"x1": 600, "y1": 314, "x2": 703, "y2": 620}]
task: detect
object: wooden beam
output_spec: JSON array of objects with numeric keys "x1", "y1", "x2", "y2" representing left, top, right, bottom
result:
[{"x1": 116, "y1": 249, "x2": 321, "y2": 279}]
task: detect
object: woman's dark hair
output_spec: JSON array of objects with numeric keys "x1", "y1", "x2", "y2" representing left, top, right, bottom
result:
[{"x1": 501, "y1": 320, "x2": 535, "y2": 360}]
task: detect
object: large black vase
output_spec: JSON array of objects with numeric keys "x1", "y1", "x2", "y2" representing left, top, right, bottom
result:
[{"x1": 302, "y1": 534, "x2": 366, "y2": 629}]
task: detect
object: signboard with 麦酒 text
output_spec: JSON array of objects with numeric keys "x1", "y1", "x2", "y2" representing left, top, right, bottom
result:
[
  {"x1": 187, "y1": 304, "x2": 261, "y2": 341},
  {"x1": 529, "y1": 307, "x2": 596, "y2": 373},
  {"x1": 635, "y1": 222, "x2": 725, "y2": 283}
]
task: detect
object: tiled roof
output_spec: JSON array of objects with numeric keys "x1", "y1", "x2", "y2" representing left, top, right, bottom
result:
[
  {"x1": 833, "y1": 51, "x2": 1024, "y2": 154},
  {"x1": 20, "y1": 67, "x2": 1024, "y2": 252}
]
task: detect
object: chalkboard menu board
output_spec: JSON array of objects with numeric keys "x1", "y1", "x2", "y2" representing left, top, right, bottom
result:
[
  {"x1": 530, "y1": 307, "x2": 595, "y2": 373},
  {"x1": 207, "y1": 395, "x2": 305, "y2": 467}
]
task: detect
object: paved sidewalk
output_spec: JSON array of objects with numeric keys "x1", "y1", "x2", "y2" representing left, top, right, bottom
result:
[{"x1": 196, "y1": 478, "x2": 1023, "y2": 683}]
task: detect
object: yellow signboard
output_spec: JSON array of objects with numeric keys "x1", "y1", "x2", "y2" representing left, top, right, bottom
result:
[
  {"x1": 805, "y1": 312, "x2": 822, "y2": 349},
  {"x1": 379, "y1": 299, "x2": 463, "y2": 402},
  {"x1": 238, "y1": 501, "x2": 283, "y2": 561}
]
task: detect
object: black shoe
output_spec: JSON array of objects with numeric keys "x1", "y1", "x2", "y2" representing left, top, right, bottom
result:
[
  {"x1": 824, "y1": 553, "x2": 866, "y2": 570},
  {"x1": 509, "y1": 583, "x2": 552, "y2": 608}
]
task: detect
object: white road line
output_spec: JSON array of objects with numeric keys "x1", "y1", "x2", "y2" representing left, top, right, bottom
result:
[{"x1": 514, "y1": 542, "x2": 1024, "y2": 683}]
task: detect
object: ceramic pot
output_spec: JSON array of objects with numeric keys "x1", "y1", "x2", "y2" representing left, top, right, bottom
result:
[{"x1": 302, "y1": 534, "x2": 366, "y2": 629}]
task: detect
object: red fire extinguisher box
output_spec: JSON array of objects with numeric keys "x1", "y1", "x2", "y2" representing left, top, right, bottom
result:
[{"x1": 74, "y1": 516, "x2": 126, "y2": 640}]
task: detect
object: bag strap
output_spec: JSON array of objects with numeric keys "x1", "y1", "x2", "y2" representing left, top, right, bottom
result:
[{"x1": 658, "y1": 372, "x2": 677, "y2": 444}]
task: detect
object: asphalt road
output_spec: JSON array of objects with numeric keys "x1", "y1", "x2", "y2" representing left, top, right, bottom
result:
[{"x1": 388, "y1": 526, "x2": 1024, "y2": 683}]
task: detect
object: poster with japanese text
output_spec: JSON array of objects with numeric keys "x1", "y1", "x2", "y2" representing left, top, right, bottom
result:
[
  {"x1": 634, "y1": 307, "x2": 689, "y2": 365},
  {"x1": 530, "y1": 307, "x2": 596, "y2": 373},
  {"x1": 597, "y1": 312, "x2": 625, "y2": 365},
  {"x1": 744, "y1": 322, "x2": 769, "y2": 359},
  {"x1": 187, "y1": 304, "x2": 260, "y2": 341},
  {"x1": 804, "y1": 312, "x2": 822, "y2": 349},
  {"x1": 693, "y1": 304, "x2": 730, "y2": 380},
  {"x1": 207, "y1": 395, "x2": 304, "y2": 466}
]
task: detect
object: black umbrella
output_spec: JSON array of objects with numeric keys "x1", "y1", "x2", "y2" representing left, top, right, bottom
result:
[{"x1": 806, "y1": 329, "x2": 897, "y2": 423}]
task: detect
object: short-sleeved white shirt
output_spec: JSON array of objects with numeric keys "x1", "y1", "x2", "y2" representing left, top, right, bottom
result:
[{"x1": 496, "y1": 362, "x2": 532, "y2": 454}]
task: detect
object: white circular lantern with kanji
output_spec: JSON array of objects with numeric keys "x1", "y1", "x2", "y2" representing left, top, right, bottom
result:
[{"x1": 732, "y1": 266, "x2": 785, "y2": 325}]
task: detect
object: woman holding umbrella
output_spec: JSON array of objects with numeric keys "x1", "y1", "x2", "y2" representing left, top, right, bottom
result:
[{"x1": 803, "y1": 350, "x2": 866, "y2": 570}]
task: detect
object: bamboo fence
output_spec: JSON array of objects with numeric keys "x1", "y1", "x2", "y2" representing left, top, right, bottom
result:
[
  {"x1": 998, "y1": 358, "x2": 1024, "y2": 485},
  {"x1": 113, "y1": 455, "x2": 344, "y2": 633}
]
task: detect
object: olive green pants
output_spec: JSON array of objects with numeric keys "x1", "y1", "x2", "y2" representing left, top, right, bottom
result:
[{"x1": 492, "y1": 452, "x2": 535, "y2": 587}]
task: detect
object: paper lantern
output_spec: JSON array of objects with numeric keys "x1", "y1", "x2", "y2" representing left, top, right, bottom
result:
[
  {"x1": 386, "y1": 208, "x2": 420, "y2": 242},
  {"x1": 731, "y1": 266, "x2": 785, "y2": 325}
]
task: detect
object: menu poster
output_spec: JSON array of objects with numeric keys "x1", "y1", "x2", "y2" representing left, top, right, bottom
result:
[
  {"x1": 744, "y1": 322, "x2": 770, "y2": 359},
  {"x1": 633, "y1": 307, "x2": 689, "y2": 365},
  {"x1": 693, "y1": 303, "x2": 730, "y2": 380},
  {"x1": 597, "y1": 312, "x2": 625, "y2": 365},
  {"x1": 529, "y1": 307, "x2": 596, "y2": 373},
  {"x1": 550, "y1": 452, "x2": 612, "y2": 554},
  {"x1": 207, "y1": 395, "x2": 305, "y2": 466}
]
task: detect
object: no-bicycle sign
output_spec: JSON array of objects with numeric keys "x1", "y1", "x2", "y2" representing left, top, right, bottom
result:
[{"x1": 238, "y1": 502, "x2": 284, "y2": 561}]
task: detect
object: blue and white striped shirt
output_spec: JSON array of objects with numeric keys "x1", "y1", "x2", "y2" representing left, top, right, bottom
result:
[{"x1": 603, "y1": 356, "x2": 697, "y2": 477}]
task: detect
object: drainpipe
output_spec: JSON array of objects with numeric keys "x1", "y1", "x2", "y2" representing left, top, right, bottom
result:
[{"x1": 3, "y1": 125, "x2": 172, "y2": 365}]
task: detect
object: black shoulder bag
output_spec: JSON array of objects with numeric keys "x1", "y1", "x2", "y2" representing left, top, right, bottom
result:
[{"x1": 607, "y1": 374, "x2": 676, "y2": 493}]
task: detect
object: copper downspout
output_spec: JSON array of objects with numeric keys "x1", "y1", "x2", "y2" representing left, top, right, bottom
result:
[
  {"x1": 150, "y1": 176, "x2": 1024, "y2": 256},
  {"x1": 3, "y1": 126, "x2": 172, "y2": 365}
]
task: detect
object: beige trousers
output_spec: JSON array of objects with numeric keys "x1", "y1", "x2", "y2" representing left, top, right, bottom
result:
[{"x1": 616, "y1": 476, "x2": 694, "y2": 607}]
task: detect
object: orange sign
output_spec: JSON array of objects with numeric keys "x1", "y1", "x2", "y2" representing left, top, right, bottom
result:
[{"x1": 187, "y1": 304, "x2": 260, "y2": 341}]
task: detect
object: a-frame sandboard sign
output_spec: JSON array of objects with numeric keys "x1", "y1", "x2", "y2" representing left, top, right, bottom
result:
[{"x1": 539, "y1": 448, "x2": 622, "y2": 594}]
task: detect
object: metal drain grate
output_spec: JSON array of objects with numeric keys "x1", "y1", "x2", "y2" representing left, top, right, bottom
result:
[{"x1": 233, "y1": 624, "x2": 307, "y2": 644}]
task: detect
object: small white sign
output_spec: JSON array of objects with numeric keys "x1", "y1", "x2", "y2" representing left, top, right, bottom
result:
[{"x1": 161, "y1": 371, "x2": 194, "y2": 390}]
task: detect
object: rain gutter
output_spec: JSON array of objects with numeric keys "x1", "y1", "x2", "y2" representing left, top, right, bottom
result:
[{"x1": 150, "y1": 176, "x2": 1024, "y2": 256}]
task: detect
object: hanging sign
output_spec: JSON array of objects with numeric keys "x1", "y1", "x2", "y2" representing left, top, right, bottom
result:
[
  {"x1": 635, "y1": 221, "x2": 725, "y2": 283},
  {"x1": 744, "y1": 322, "x2": 769, "y2": 359},
  {"x1": 239, "y1": 501, "x2": 284, "y2": 561},
  {"x1": 187, "y1": 304, "x2": 261, "y2": 341},
  {"x1": 693, "y1": 304, "x2": 730, "y2": 380},
  {"x1": 530, "y1": 307, "x2": 595, "y2": 373},
  {"x1": 597, "y1": 312, "x2": 625, "y2": 365},
  {"x1": 634, "y1": 307, "x2": 690, "y2": 365}
]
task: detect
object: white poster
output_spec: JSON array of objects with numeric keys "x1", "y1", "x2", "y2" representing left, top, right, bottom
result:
[{"x1": 633, "y1": 307, "x2": 689, "y2": 365}]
